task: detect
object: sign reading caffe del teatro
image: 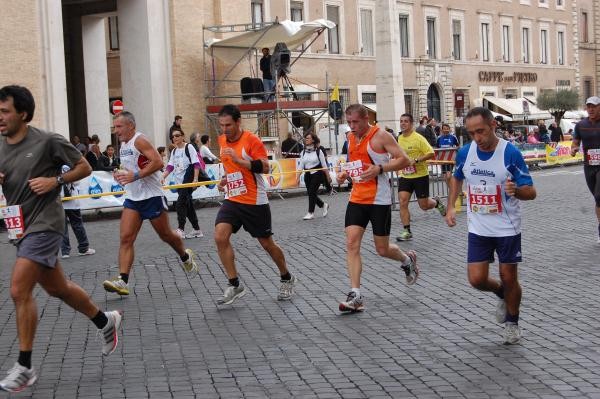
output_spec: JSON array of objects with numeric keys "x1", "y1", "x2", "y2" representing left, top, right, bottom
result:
[{"x1": 478, "y1": 71, "x2": 537, "y2": 83}]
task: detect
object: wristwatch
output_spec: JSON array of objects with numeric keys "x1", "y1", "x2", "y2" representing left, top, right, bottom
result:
[{"x1": 56, "y1": 175, "x2": 65, "y2": 185}]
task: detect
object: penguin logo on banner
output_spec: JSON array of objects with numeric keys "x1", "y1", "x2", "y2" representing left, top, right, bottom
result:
[{"x1": 88, "y1": 176, "x2": 103, "y2": 200}]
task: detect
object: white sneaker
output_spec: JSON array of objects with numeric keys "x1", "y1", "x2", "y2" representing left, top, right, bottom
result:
[
  {"x1": 98, "y1": 310, "x2": 123, "y2": 356},
  {"x1": 61, "y1": 253, "x2": 70, "y2": 259},
  {"x1": 322, "y1": 203, "x2": 329, "y2": 217},
  {"x1": 78, "y1": 248, "x2": 96, "y2": 256},
  {"x1": 186, "y1": 229, "x2": 204, "y2": 239},
  {"x1": 181, "y1": 248, "x2": 199, "y2": 274},
  {"x1": 504, "y1": 322, "x2": 521, "y2": 344},
  {"x1": 303, "y1": 213, "x2": 314, "y2": 220},
  {"x1": 0, "y1": 363, "x2": 37, "y2": 392},
  {"x1": 175, "y1": 228, "x2": 185, "y2": 239}
]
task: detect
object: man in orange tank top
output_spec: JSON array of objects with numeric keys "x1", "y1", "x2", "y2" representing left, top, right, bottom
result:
[
  {"x1": 214, "y1": 105, "x2": 297, "y2": 305},
  {"x1": 336, "y1": 104, "x2": 420, "y2": 312}
]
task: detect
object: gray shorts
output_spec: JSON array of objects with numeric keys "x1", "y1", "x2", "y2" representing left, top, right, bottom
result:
[{"x1": 16, "y1": 231, "x2": 63, "y2": 268}]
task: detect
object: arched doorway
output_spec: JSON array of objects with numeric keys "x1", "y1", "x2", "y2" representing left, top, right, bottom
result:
[{"x1": 427, "y1": 84, "x2": 441, "y2": 122}]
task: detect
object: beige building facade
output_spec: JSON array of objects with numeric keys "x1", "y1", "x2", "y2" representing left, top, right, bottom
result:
[{"x1": 0, "y1": 0, "x2": 597, "y2": 150}]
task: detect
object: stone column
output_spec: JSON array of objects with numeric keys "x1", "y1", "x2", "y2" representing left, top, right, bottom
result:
[
  {"x1": 82, "y1": 15, "x2": 111, "y2": 146},
  {"x1": 38, "y1": 0, "x2": 70, "y2": 137},
  {"x1": 375, "y1": 0, "x2": 404, "y2": 132},
  {"x1": 118, "y1": 0, "x2": 174, "y2": 146}
]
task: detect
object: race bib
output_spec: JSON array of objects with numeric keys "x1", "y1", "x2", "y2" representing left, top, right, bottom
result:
[
  {"x1": 468, "y1": 184, "x2": 502, "y2": 214},
  {"x1": 587, "y1": 149, "x2": 600, "y2": 166},
  {"x1": 402, "y1": 165, "x2": 416, "y2": 175},
  {"x1": 342, "y1": 160, "x2": 364, "y2": 182},
  {"x1": 1, "y1": 205, "x2": 25, "y2": 240},
  {"x1": 226, "y1": 171, "x2": 247, "y2": 197}
]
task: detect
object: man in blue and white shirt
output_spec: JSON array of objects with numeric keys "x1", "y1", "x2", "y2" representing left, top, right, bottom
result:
[{"x1": 445, "y1": 107, "x2": 536, "y2": 345}]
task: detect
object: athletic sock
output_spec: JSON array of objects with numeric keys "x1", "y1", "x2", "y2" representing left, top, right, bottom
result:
[
  {"x1": 120, "y1": 273, "x2": 129, "y2": 284},
  {"x1": 229, "y1": 277, "x2": 240, "y2": 287},
  {"x1": 180, "y1": 253, "x2": 189, "y2": 262},
  {"x1": 280, "y1": 272, "x2": 291, "y2": 281},
  {"x1": 494, "y1": 285, "x2": 505, "y2": 299},
  {"x1": 91, "y1": 310, "x2": 109, "y2": 330},
  {"x1": 403, "y1": 225, "x2": 411, "y2": 233},
  {"x1": 18, "y1": 351, "x2": 32, "y2": 369},
  {"x1": 505, "y1": 313, "x2": 519, "y2": 324},
  {"x1": 351, "y1": 287, "x2": 361, "y2": 297}
]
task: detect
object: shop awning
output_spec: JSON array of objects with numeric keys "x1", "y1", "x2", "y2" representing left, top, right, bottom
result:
[
  {"x1": 205, "y1": 19, "x2": 335, "y2": 64},
  {"x1": 483, "y1": 97, "x2": 551, "y2": 121}
]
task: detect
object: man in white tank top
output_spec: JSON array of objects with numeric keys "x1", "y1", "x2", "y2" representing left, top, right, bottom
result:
[
  {"x1": 102, "y1": 112, "x2": 199, "y2": 296},
  {"x1": 445, "y1": 107, "x2": 536, "y2": 345}
]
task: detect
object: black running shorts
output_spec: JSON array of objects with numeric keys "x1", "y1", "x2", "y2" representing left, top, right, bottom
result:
[
  {"x1": 344, "y1": 202, "x2": 391, "y2": 236},
  {"x1": 215, "y1": 200, "x2": 273, "y2": 238},
  {"x1": 584, "y1": 165, "x2": 600, "y2": 207},
  {"x1": 397, "y1": 175, "x2": 430, "y2": 198}
]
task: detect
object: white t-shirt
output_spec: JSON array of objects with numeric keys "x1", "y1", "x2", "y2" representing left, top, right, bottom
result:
[
  {"x1": 200, "y1": 145, "x2": 218, "y2": 162},
  {"x1": 167, "y1": 144, "x2": 200, "y2": 184}
]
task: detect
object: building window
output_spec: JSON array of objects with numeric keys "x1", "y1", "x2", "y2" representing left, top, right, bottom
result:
[
  {"x1": 108, "y1": 16, "x2": 119, "y2": 51},
  {"x1": 426, "y1": 17, "x2": 437, "y2": 59},
  {"x1": 360, "y1": 9, "x2": 374, "y2": 56},
  {"x1": 399, "y1": 15, "x2": 409, "y2": 57},
  {"x1": 557, "y1": 0, "x2": 563, "y2": 6},
  {"x1": 582, "y1": 11, "x2": 589, "y2": 43},
  {"x1": 404, "y1": 93, "x2": 415, "y2": 116},
  {"x1": 584, "y1": 79, "x2": 593, "y2": 100},
  {"x1": 452, "y1": 20, "x2": 461, "y2": 60},
  {"x1": 290, "y1": 1, "x2": 303, "y2": 22},
  {"x1": 481, "y1": 23, "x2": 490, "y2": 62},
  {"x1": 327, "y1": 5, "x2": 340, "y2": 54},
  {"x1": 522, "y1": 27, "x2": 530, "y2": 63},
  {"x1": 557, "y1": 31, "x2": 565, "y2": 65},
  {"x1": 361, "y1": 92, "x2": 376, "y2": 104},
  {"x1": 251, "y1": 0, "x2": 263, "y2": 28},
  {"x1": 338, "y1": 88, "x2": 350, "y2": 120},
  {"x1": 502, "y1": 25, "x2": 511, "y2": 62},
  {"x1": 540, "y1": 29, "x2": 548, "y2": 64}
]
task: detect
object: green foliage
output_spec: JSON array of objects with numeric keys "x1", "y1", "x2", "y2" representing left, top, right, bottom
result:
[{"x1": 536, "y1": 89, "x2": 580, "y2": 123}]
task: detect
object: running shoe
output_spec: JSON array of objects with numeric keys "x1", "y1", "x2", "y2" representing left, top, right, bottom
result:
[
  {"x1": 217, "y1": 284, "x2": 246, "y2": 305},
  {"x1": 61, "y1": 253, "x2": 70, "y2": 259},
  {"x1": 401, "y1": 250, "x2": 419, "y2": 285},
  {"x1": 277, "y1": 274, "x2": 297, "y2": 300},
  {"x1": 103, "y1": 276, "x2": 129, "y2": 296},
  {"x1": 504, "y1": 322, "x2": 521, "y2": 344},
  {"x1": 495, "y1": 298, "x2": 507, "y2": 323},
  {"x1": 434, "y1": 196, "x2": 447, "y2": 216},
  {"x1": 0, "y1": 363, "x2": 37, "y2": 393},
  {"x1": 98, "y1": 310, "x2": 123, "y2": 356},
  {"x1": 396, "y1": 229, "x2": 413, "y2": 241},
  {"x1": 175, "y1": 228, "x2": 185, "y2": 239},
  {"x1": 323, "y1": 203, "x2": 329, "y2": 217},
  {"x1": 78, "y1": 248, "x2": 96, "y2": 256},
  {"x1": 181, "y1": 249, "x2": 199, "y2": 274},
  {"x1": 303, "y1": 212, "x2": 314, "y2": 220},
  {"x1": 339, "y1": 291, "x2": 364, "y2": 312},
  {"x1": 186, "y1": 229, "x2": 204, "y2": 239}
]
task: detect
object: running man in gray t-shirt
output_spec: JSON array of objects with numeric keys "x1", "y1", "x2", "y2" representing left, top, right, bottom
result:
[{"x1": 0, "y1": 85, "x2": 123, "y2": 393}]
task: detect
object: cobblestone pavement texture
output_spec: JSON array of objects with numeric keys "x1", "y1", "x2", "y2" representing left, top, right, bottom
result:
[{"x1": 0, "y1": 165, "x2": 599, "y2": 398}]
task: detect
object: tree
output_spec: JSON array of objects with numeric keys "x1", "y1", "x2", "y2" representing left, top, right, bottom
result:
[{"x1": 536, "y1": 89, "x2": 580, "y2": 124}]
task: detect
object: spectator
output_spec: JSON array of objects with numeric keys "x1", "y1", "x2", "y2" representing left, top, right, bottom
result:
[
  {"x1": 281, "y1": 133, "x2": 303, "y2": 158},
  {"x1": 298, "y1": 132, "x2": 330, "y2": 220},
  {"x1": 436, "y1": 123, "x2": 459, "y2": 148},
  {"x1": 169, "y1": 115, "x2": 183, "y2": 142},
  {"x1": 72, "y1": 135, "x2": 87, "y2": 154},
  {"x1": 189, "y1": 132, "x2": 201, "y2": 152},
  {"x1": 527, "y1": 130, "x2": 540, "y2": 144},
  {"x1": 60, "y1": 165, "x2": 95, "y2": 258},
  {"x1": 161, "y1": 130, "x2": 204, "y2": 239},
  {"x1": 260, "y1": 47, "x2": 275, "y2": 102},
  {"x1": 91, "y1": 134, "x2": 100, "y2": 145},
  {"x1": 537, "y1": 120, "x2": 549, "y2": 142},
  {"x1": 82, "y1": 136, "x2": 91, "y2": 153},
  {"x1": 101, "y1": 144, "x2": 119, "y2": 170},
  {"x1": 419, "y1": 118, "x2": 438, "y2": 147},
  {"x1": 85, "y1": 144, "x2": 112, "y2": 171},
  {"x1": 549, "y1": 122, "x2": 564, "y2": 143},
  {"x1": 157, "y1": 146, "x2": 168, "y2": 170},
  {"x1": 200, "y1": 134, "x2": 219, "y2": 164}
]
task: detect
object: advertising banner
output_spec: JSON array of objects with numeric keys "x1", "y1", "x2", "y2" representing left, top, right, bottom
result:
[{"x1": 545, "y1": 141, "x2": 583, "y2": 165}]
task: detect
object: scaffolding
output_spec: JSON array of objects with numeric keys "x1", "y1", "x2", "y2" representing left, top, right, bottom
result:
[{"x1": 202, "y1": 19, "x2": 335, "y2": 157}]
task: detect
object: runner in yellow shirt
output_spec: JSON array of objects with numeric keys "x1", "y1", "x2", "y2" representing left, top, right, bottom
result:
[{"x1": 396, "y1": 114, "x2": 446, "y2": 241}]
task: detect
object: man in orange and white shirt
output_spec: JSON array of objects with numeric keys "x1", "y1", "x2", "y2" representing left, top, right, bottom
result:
[
  {"x1": 335, "y1": 104, "x2": 419, "y2": 313},
  {"x1": 214, "y1": 104, "x2": 297, "y2": 305}
]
